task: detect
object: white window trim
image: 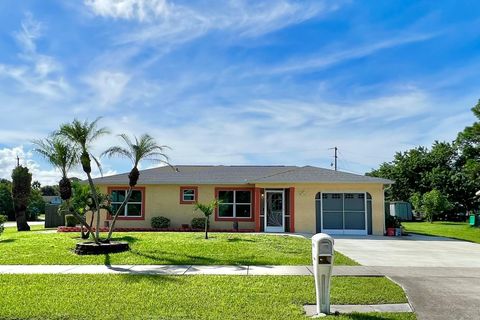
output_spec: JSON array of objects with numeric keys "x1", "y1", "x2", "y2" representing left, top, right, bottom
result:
[
  {"x1": 218, "y1": 190, "x2": 252, "y2": 218},
  {"x1": 111, "y1": 190, "x2": 143, "y2": 217},
  {"x1": 182, "y1": 189, "x2": 196, "y2": 202}
]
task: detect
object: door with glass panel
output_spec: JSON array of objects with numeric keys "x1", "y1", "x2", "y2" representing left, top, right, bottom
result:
[
  {"x1": 264, "y1": 190, "x2": 284, "y2": 232},
  {"x1": 321, "y1": 193, "x2": 366, "y2": 235}
]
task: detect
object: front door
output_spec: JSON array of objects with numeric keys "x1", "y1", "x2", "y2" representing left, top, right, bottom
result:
[{"x1": 265, "y1": 190, "x2": 285, "y2": 232}]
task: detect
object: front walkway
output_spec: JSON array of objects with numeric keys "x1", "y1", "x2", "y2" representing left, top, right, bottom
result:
[{"x1": 0, "y1": 265, "x2": 381, "y2": 276}]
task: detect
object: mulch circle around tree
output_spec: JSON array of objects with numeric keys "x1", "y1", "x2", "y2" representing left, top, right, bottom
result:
[{"x1": 74, "y1": 241, "x2": 130, "y2": 255}]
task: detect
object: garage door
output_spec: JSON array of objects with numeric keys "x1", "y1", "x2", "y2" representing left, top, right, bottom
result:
[{"x1": 315, "y1": 193, "x2": 368, "y2": 235}]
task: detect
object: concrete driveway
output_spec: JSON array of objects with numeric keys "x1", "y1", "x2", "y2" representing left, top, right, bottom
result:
[
  {"x1": 334, "y1": 234, "x2": 480, "y2": 320},
  {"x1": 334, "y1": 234, "x2": 480, "y2": 267}
]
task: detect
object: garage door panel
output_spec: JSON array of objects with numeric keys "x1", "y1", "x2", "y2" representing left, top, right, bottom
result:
[
  {"x1": 317, "y1": 192, "x2": 367, "y2": 235},
  {"x1": 344, "y1": 211, "x2": 366, "y2": 230},
  {"x1": 323, "y1": 211, "x2": 343, "y2": 229}
]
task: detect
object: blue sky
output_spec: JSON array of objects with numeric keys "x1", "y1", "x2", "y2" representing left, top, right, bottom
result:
[{"x1": 0, "y1": 0, "x2": 479, "y2": 185}]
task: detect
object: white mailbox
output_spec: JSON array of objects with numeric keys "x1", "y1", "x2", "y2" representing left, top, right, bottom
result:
[{"x1": 311, "y1": 233, "x2": 334, "y2": 316}]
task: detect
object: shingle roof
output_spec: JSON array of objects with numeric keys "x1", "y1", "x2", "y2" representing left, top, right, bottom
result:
[{"x1": 91, "y1": 165, "x2": 393, "y2": 185}]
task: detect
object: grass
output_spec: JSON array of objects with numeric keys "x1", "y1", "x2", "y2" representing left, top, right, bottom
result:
[
  {"x1": 0, "y1": 274, "x2": 414, "y2": 320},
  {"x1": 403, "y1": 221, "x2": 480, "y2": 243},
  {"x1": 0, "y1": 226, "x2": 357, "y2": 265}
]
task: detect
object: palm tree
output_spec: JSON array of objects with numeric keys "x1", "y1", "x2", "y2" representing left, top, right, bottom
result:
[
  {"x1": 194, "y1": 200, "x2": 221, "y2": 239},
  {"x1": 102, "y1": 133, "x2": 170, "y2": 241},
  {"x1": 32, "y1": 137, "x2": 94, "y2": 238},
  {"x1": 58, "y1": 118, "x2": 109, "y2": 242}
]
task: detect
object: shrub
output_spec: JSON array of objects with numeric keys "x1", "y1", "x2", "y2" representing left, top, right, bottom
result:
[
  {"x1": 151, "y1": 216, "x2": 170, "y2": 229},
  {"x1": 386, "y1": 215, "x2": 401, "y2": 228},
  {"x1": 191, "y1": 217, "x2": 209, "y2": 230},
  {"x1": 0, "y1": 214, "x2": 6, "y2": 235},
  {"x1": 65, "y1": 214, "x2": 77, "y2": 227}
]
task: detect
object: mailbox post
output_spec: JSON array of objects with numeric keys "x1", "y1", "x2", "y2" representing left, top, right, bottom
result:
[{"x1": 311, "y1": 233, "x2": 334, "y2": 316}]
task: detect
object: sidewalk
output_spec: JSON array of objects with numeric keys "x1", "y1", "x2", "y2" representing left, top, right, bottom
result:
[{"x1": 0, "y1": 265, "x2": 383, "y2": 276}]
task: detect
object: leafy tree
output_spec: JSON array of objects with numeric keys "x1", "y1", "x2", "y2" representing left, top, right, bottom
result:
[
  {"x1": 11, "y1": 165, "x2": 31, "y2": 231},
  {"x1": 0, "y1": 181, "x2": 14, "y2": 221},
  {"x1": 32, "y1": 180, "x2": 41, "y2": 191},
  {"x1": 57, "y1": 118, "x2": 108, "y2": 242},
  {"x1": 102, "y1": 134, "x2": 170, "y2": 241},
  {"x1": 194, "y1": 200, "x2": 221, "y2": 239},
  {"x1": 410, "y1": 190, "x2": 452, "y2": 222},
  {"x1": 60, "y1": 181, "x2": 111, "y2": 239},
  {"x1": 41, "y1": 185, "x2": 59, "y2": 196},
  {"x1": 27, "y1": 188, "x2": 45, "y2": 221}
]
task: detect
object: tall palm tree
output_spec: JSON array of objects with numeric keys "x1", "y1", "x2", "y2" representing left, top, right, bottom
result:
[
  {"x1": 32, "y1": 137, "x2": 94, "y2": 237},
  {"x1": 102, "y1": 134, "x2": 171, "y2": 241},
  {"x1": 33, "y1": 137, "x2": 78, "y2": 200},
  {"x1": 58, "y1": 118, "x2": 109, "y2": 242}
]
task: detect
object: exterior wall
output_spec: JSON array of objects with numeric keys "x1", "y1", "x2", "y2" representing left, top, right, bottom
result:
[
  {"x1": 96, "y1": 182, "x2": 386, "y2": 235},
  {"x1": 255, "y1": 183, "x2": 386, "y2": 236},
  {"x1": 97, "y1": 184, "x2": 256, "y2": 230}
]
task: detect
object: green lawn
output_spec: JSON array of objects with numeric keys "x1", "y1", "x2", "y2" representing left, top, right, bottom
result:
[
  {"x1": 0, "y1": 274, "x2": 414, "y2": 320},
  {"x1": 403, "y1": 221, "x2": 480, "y2": 243},
  {"x1": 0, "y1": 227, "x2": 357, "y2": 265}
]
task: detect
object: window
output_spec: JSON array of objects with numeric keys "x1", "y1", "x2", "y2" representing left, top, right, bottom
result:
[
  {"x1": 110, "y1": 189, "x2": 143, "y2": 217},
  {"x1": 217, "y1": 190, "x2": 252, "y2": 218},
  {"x1": 180, "y1": 186, "x2": 198, "y2": 204}
]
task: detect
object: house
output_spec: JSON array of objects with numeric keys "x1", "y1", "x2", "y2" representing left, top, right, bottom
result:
[{"x1": 91, "y1": 165, "x2": 393, "y2": 235}]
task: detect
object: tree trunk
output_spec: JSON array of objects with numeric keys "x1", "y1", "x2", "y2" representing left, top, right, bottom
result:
[
  {"x1": 15, "y1": 208, "x2": 30, "y2": 231},
  {"x1": 85, "y1": 172, "x2": 101, "y2": 243},
  {"x1": 105, "y1": 187, "x2": 133, "y2": 242},
  {"x1": 205, "y1": 216, "x2": 209, "y2": 240}
]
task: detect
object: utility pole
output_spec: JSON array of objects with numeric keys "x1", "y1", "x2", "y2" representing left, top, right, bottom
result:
[
  {"x1": 16, "y1": 155, "x2": 20, "y2": 167},
  {"x1": 328, "y1": 147, "x2": 338, "y2": 171}
]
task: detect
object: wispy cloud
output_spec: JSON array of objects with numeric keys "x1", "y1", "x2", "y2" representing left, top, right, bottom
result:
[
  {"x1": 85, "y1": 0, "x2": 341, "y2": 45},
  {"x1": 85, "y1": 0, "x2": 169, "y2": 21},
  {"x1": 0, "y1": 13, "x2": 69, "y2": 99},
  {"x1": 85, "y1": 70, "x2": 131, "y2": 108},
  {"x1": 262, "y1": 33, "x2": 439, "y2": 75}
]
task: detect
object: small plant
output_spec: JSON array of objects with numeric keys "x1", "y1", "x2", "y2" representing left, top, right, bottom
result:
[
  {"x1": 386, "y1": 215, "x2": 401, "y2": 229},
  {"x1": 151, "y1": 216, "x2": 170, "y2": 229},
  {"x1": 65, "y1": 214, "x2": 77, "y2": 227},
  {"x1": 194, "y1": 200, "x2": 221, "y2": 239},
  {"x1": 191, "y1": 217, "x2": 207, "y2": 230},
  {"x1": 0, "y1": 214, "x2": 7, "y2": 236}
]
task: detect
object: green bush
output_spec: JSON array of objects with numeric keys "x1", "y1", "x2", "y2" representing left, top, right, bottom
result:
[
  {"x1": 151, "y1": 216, "x2": 170, "y2": 229},
  {"x1": 386, "y1": 215, "x2": 401, "y2": 228},
  {"x1": 191, "y1": 217, "x2": 209, "y2": 230},
  {"x1": 0, "y1": 214, "x2": 6, "y2": 235},
  {"x1": 65, "y1": 214, "x2": 77, "y2": 227}
]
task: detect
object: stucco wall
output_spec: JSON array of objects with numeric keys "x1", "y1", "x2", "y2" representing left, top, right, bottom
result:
[
  {"x1": 95, "y1": 182, "x2": 386, "y2": 235},
  {"x1": 97, "y1": 184, "x2": 256, "y2": 230},
  {"x1": 255, "y1": 183, "x2": 385, "y2": 235}
]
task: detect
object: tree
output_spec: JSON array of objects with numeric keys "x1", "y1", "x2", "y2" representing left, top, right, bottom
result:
[
  {"x1": 32, "y1": 180, "x2": 41, "y2": 191},
  {"x1": 41, "y1": 185, "x2": 59, "y2": 196},
  {"x1": 0, "y1": 180, "x2": 14, "y2": 221},
  {"x1": 57, "y1": 118, "x2": 109, "y2": 242},
  {"x1": 11, "y1": 165, "x2": 31, "y2": 231},
  {"x1": 410, "y1": 190, "x2": 452, "y2": 223},
  {"x1": 194, "y1": 200, "x2": 221, "y2": 239},
  {"x1": 33, "y1": 136, "x2": 95, "y2": 238},
  {"x1": 60, "y1": 181, "x2": 111, "y2": 239},
  {"x1": 102, "y1": 134, "x2": 170, "y2": 241},
  {"x1": 27, "y1": 188, "x2": 45, "y2": 221}
]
